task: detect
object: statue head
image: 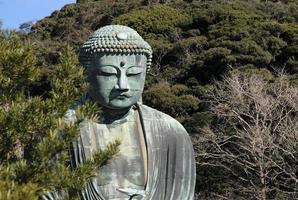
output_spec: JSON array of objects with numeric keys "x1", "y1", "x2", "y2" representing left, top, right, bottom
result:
[{"x1": 80, "y1": 25, "x2": 152, "y2": 110}]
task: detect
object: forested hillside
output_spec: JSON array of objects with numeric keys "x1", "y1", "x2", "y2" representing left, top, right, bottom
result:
[
  {"x1": 29, "y1": 0, "x2": 298, "y2": 124},
  {"x1": 1, "y1": 0, "x2": 297, "y2": 199}
]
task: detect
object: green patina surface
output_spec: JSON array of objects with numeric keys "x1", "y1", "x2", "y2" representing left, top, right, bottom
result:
[{"x1": 49, "y1": 25, "x2": 196, "y2": 200}]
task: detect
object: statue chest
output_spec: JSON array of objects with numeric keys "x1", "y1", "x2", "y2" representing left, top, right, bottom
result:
[{"x1": 79, "y1": 111, "x2": 147, "y2": 199}]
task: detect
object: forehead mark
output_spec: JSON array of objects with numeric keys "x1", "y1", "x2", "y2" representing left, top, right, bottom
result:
[{"x1": 120, "y1": 61, "x2": 126, "y2": 67}]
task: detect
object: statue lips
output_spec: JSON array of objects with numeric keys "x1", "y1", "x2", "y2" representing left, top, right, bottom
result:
[{"x1": 113, "y1": 92, "x2": 132, "y2": 100}]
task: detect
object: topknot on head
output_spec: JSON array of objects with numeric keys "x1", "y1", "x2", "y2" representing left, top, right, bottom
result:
[{"x1": 79, "y1": 25, "x2": 153, "y2": 70}]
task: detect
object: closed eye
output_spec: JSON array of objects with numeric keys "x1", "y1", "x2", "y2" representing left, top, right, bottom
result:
[
  {"x1": 98, "y1": 66, "x2": 117, "y2": 76},
  {"x1": 126, "y1": 67, "x2": 144, "y2": 76}
]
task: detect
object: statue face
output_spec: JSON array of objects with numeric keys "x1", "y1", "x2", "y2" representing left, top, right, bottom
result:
[{"x1": 88, "y1": 53, "x2": 147, "y2": 110}]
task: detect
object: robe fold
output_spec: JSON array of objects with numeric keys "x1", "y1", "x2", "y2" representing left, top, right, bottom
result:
[{"x1": 43, "y1": 104, "x2": 196, "y2": 200}]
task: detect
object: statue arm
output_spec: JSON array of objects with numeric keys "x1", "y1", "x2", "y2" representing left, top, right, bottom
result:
[
  {"x1": 145, "y1": 120, "x2": 196, "y2": 200},
  {"x1": 169, "y1": 128, "x2": 196, "y2": 200}
]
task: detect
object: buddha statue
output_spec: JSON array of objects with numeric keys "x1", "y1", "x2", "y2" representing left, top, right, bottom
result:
[{"x1": 44, "y1": 25, "x2": 195, "y2": 200}]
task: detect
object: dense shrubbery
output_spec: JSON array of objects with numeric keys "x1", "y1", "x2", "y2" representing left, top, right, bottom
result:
[
  {"x1": 143, "y1": 82, "x2": 199, "y2": 121},
  {"x1": 1, "y1": 0, "x2": 297, "y2": 199},
  {"x1": 114, "y1": 5, "x2": 192, "y2": 38}
]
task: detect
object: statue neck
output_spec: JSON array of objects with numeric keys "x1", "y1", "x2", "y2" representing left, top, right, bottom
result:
[{"x1": 101, "y1": 106, "x2": 133, "y2": 124}]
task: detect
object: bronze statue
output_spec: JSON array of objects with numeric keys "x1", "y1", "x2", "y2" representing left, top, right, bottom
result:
[{"x1": 44, "y1": 25, "x2": 195, "y2": 200}]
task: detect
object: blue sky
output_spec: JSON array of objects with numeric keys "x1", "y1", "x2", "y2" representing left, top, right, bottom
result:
[{"x1": 0, "y1": 0, "x2": 75, "y2": 30}]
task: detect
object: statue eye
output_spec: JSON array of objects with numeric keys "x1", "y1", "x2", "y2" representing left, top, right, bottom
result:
[
  {"x1": 126, "y1": 67, "x2": 144, "y2": 76},
  {"x1": 98, "y1": 66, "x2": 117, "y2": 76}
]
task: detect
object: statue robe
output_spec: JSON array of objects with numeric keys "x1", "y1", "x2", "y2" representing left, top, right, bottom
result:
[{"x1": 44, "y1": 104, "x2": 196, "y2": 200}]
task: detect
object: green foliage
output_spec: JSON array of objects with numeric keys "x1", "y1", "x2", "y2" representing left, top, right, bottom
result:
[
  {"x1": 0, "y1": 178, "x2": 39, "y2": 200},
  {"x1": 114, "y1": 5, "x2": 191, "y2": 39},
  {"x1": 0, "y1": 35, "x2": 120, "y2": 199},
  {"x1": 144, "y1": 82, "x2": 199, "y2": 122},
  {"x1": 189, "y1": 0, "x2": 297, "y2": 81},
  {"x1": 279, "y1": 22, "x2": 298, "y2": 73},
  {"x1": 183, "y1": 111, "x2": 214, "y2": 133},
  {"x1": 0, "y1": 35, "x2": 39, "y2": 96},
  {"x1": 257, "y1": 0, "x2": 298, "y2": 23},
  {"x1": 233, "y1": 65, "x2": 274, "y2": 81}
]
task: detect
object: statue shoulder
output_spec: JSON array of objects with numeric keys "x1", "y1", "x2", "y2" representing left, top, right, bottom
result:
[
  {"x1": 138, "y1": 104, "x2": 174, "y2": 120},
  {"x1": 138, "y1": 104, "x2": 187, "y2": 133}
]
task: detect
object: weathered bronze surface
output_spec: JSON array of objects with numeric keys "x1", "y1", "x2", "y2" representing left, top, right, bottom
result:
[{"x1": 44, "y1": 25, "x2": 195, "y2": 200}]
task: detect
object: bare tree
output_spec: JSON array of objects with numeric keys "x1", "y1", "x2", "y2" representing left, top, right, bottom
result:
[{"x1": 193, "y1": 71, "x2": 298, "y2": 200}]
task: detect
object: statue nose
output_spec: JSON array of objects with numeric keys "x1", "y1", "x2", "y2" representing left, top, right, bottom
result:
[{"x1": 116, "y1": 74, "x2": 128, "y2": 90}]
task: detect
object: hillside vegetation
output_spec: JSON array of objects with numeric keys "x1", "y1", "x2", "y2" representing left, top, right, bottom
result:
[{"x1": 1, "y1": 0, "x2": 297, "y2": 199}]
